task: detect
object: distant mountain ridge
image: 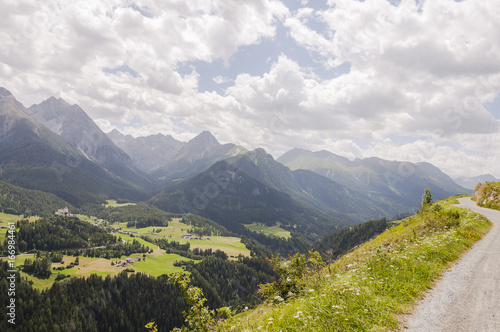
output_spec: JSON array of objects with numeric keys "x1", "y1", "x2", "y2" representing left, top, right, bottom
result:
[
  {"x1": 148, "y1": 131, "x2": 248, "y2": 182},
  {"x1": 0, "y1": 87, "x2": 147, "y2": 206},
  {"x1": 26, "y1": 97, "x2": 152, "y2": 188},
  {"x1": 107, "y1": 129, "x2": 185, "y2": 171},
  {"x1": 455, "y1": 174, "x2": 500, "y2": 190},
  {"x1": 278, "y1": 148, "x2": 470, "y2": 216},
  {"x1": 224, "y1": 148, "x2": 386, "y2": 222}
]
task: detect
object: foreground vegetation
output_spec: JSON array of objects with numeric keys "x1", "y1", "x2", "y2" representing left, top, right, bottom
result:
[
  {"x1": 472, "y1": 182, "x2": 500, "y2": 210},
  {"x1": 222, "y1": 199, "x2": 492, "y2": 331}
]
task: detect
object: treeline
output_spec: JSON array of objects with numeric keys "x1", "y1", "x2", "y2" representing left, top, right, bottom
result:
[
  {"x1": 312, "y1": 218, "x2": 391, "y2": 262},
  {"x1": 0, "y1": 261, "x2": 187, "y2": 331},
  {"x1": 0, "y1": 255, "x2": 277, "y2": 331},
  {"x1": 13, "y1": 216, "x2": 116, "y2": 252},
  {"x1": 154, "y1": 238, "x2": 226, "y2": 260},
  {"x1": 0, "y1": 180, "x2": 73, "y2": 217},
  {"x1": 81, "y1": 239, "x2": 149, "y2": 259},
  {"x1": 187, "y1": 256, "x2": 277, "y2": 309},
  {"x1": 96, "y1": 202, "x2": 179, "y2": 228},
  {"x1": 22, "y1": 257, "x2": 52, "y2": 278},
  {"x1": 181, "y1": 214, "x2": 232, "y2": 237}
]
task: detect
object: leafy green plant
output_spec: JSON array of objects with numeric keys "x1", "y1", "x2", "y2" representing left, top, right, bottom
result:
[
  {"x1": 258, "y1": 251, "x2": 325, "y2": 304},
  {"x1": 145, "y1": 322, "x2": 158, "y2": 331},
  {"x1": 168, "y1": 269, "x2": 233, "y2": 331}
]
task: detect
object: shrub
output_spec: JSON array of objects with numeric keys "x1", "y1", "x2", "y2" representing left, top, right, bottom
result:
[{"x1": 258, "y1": 251, "x2": 325, "y2": 304}]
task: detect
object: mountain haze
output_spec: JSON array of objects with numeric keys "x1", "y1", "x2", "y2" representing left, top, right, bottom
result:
[
  {"x1": 278, "y1": 148, "x2": 470, "y2": 215},
  {"x1": 224, "y1": 148, "x2": 386, "y2": 222},
  {"x1": 455, "y1": 174, "x2": 500, "y2": 190},
  {"x1": 107, "y1": 129, "x2": 185, "y2": 171},
  {"x1": 150, "y1": 131, "x2": 247, "y2": 182}
]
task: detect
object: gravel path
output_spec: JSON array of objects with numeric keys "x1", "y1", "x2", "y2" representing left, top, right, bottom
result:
[{"x1": 402, "y1": 197, "x2": 500, "y2": 331}]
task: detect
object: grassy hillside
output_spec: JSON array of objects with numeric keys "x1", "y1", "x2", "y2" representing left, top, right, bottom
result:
[
  {"x1": 472, "y1": 182, "x2": 500, "y2": 210},
  {"x1": 222, "y1": 199, "x2": 491, "y2": 331}
]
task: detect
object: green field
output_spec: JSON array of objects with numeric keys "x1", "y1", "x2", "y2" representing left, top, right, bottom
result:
[
  {"x1": 244, "y1": 222, "x2": 291, "y2": 238},
  {"x1": 0, "y1": 212, "x2": 39, "y2": 224},
  {"x1": 11, "y1": 250, "x2": 189, "y2": 289},
  {"x1": 133, "y1": 253, "x2": 189, "y2": 277},
  {"x1": 110, "y1": 218, "x2": 251, "y2": 258},
  {"x1": 104, "y1": 199, "x2": 137, "y2": 208},
  {"x1": 0, "y1": 212, "x2": 39, "y2": 243}
]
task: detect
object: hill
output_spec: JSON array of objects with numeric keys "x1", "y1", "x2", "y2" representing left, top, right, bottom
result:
[{"x1": 0, "y1": 180, "x2": 73, "y2": 217}]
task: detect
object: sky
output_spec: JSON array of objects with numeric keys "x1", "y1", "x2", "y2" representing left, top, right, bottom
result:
[{"x1": 1, "y1": 0, "x2": 499, "y2": 179}]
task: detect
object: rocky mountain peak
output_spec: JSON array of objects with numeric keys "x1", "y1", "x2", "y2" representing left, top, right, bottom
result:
[{"x1": 0, "y1": 87, "x2": 13, "y2": 98}]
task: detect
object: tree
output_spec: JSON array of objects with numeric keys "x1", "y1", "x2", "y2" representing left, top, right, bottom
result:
[{"x1": 422, "y1": 188, "x2": 433, "y2": 206}]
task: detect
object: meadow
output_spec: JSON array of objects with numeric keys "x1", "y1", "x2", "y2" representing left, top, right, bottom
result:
[{"x1": 244, "y1": 222, "x2": 291, "y2": 238}]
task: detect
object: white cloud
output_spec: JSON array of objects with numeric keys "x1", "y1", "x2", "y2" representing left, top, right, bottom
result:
[{"x1": 0, "y1": 0, "x2": 499, "y2": 178}]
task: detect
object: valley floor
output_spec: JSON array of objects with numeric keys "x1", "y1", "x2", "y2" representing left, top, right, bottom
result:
[{"x1": 402, "y1": 197, "x2": 500, "y2": 331}]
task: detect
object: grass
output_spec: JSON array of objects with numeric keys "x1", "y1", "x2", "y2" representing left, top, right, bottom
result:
[
  {"x1": 244, "y1": 222, "x2": 291, "y2": 238},
  {"x1": 104, "y1": 199, "x2": 137, "y2": 208},
  {"x1": 13, "y1": 250, "x2": 190, "y2": 288},
  {"x1": 223, "y1": 199, "x2": 492, "y2": 331},
  {"x1": 109, "y1": 218, "x2": 250, "y2": 258},
  {"x1": 133, "y1": 253, "x2": 190, "y2": 277},
  {"x1": 0, "y1": 212, "x2": 38, "y2": 245}
]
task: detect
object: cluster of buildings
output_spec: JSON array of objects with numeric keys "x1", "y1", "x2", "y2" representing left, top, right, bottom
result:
[
  {"x1": 181, "y1": 233, "x2": 211, "y2": 240},
  {"x1": 55, "y1": 207, "x2": 77, "y2": 218},
  {"x1": 114, "y1": 256, "x2": 142, "y2": 267}
]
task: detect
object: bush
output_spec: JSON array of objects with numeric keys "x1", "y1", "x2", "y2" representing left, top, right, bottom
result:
[{"x1": 258, "y1": 251, "x2": 325, "y2": 304}]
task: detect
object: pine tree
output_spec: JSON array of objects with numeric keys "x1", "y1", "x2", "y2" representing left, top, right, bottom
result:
[{"x1": 422, "y1": 188, "x2": 432, "y2": 206}]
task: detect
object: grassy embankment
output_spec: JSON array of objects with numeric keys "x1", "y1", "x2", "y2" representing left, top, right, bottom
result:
[
  {"x1": 472, "y1": 182, "x2": 500, "y2": 210},
  {"x1": 224, "y1": 198, "x2": 492, "y2": 331}
]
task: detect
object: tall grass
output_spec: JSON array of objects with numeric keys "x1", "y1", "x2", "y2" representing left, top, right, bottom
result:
[{"x1": 222, "y1": 200, "x2": 492, "y2": 331}]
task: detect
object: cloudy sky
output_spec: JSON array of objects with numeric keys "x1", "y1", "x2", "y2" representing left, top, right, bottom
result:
[{"x1": 1, "y1": 0, "x2": 499, "y2": 179}]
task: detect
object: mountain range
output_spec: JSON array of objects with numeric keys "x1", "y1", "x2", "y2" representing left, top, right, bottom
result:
[
  {"x1": 0, "y1": 88, "x2": 147, "y2": 206},
  {"x1": 454, "y1": 174, "x2": 500, "y2": 190},
  {"x1": 0, "y1": 87, "x2": 472, "y2": 245},
  {"x1": 277, "y1": 148, "x2": 469, "y2": 217}
]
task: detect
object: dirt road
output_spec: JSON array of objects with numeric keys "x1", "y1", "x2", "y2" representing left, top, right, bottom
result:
[{"x1": 402, "y1": 197, "x2": 500, "y2": 331}]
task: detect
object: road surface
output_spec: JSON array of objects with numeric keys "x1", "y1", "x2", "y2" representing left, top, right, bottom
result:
[{"x1": 402, "y1": 197, "x2": 500, "y2": 331}]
